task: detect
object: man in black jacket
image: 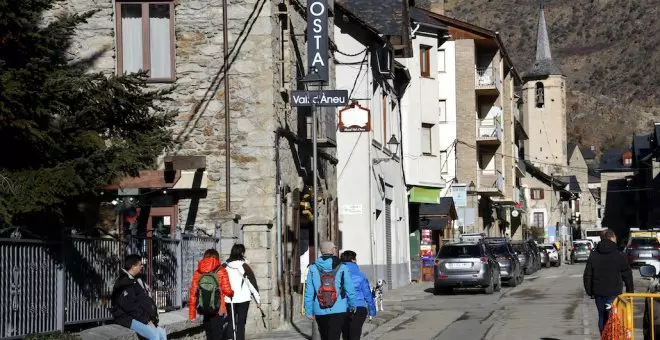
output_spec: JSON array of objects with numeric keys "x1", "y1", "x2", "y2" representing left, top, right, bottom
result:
[
  {"x1": 111, "y1": 254, "x2": 167, "y2": 340},
  {"x1": 583, "y1": 229, "x2": 634, "y2": 335}
]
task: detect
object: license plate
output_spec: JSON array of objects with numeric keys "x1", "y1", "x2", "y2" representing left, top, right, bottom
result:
[
  {"x1": 640, "y1": 253, "x2": 653, "y2": 258},
  {"x1": 447, "y1": 263, "x2": 472, "y2": 269}
]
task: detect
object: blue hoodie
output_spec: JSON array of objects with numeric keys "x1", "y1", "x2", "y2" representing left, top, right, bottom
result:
[
  {"x1": 343, "y1": 261, "x2": 376, "y2": 317},
  {"x1": 304, "y1": 256, "x2": 357, "y2": 317}
]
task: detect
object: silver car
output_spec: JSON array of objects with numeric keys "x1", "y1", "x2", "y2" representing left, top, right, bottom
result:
[
  {"x1": 433, "y1": 242, "x2": 502, "y2": 295},
  {"x1": 626, "y1": 237, "x2": 660, "y2": 268}
]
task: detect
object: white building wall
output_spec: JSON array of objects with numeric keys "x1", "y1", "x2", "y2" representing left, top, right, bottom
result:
[
  {"x1": 437, "y1": 41, "x2": 457, "y2": 187},
  {"x1": 334, "y1": 25, "x2": 410, "y2": 289},
  {"x1": 400, "y1": 33, "x2": 442, "y2": 188}
]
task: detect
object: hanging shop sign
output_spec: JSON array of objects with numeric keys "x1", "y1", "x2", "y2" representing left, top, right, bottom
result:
[{"x1": 338, "y1": 102, "x2": 370, "y2": 132}]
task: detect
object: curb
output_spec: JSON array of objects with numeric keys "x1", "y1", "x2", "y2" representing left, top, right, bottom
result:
[{"x1": 362, "y1": 310, "x2": 421, "y2": 340}]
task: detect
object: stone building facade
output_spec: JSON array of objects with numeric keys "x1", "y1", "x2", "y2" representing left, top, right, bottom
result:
[{"x1": 55, "y1": 0, "x2": 338, "y2": 333}]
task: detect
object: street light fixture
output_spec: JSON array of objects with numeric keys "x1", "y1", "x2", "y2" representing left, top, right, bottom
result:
[{"x1": 373, "y1": 135, "x2": 400, "y2": 164}]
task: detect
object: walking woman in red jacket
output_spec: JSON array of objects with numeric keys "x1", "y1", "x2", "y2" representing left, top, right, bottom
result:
[{"x1": 189, "y1": 249, "x2": 234, "y2": 340}]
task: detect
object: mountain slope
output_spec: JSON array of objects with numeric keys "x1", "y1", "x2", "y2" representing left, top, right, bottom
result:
[{"x1": 441, "y1": 0, "x2": 660, "y2": 152}]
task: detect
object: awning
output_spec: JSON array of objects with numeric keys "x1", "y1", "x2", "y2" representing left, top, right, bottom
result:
[
  {"x1": 419, "y1": 197, "x2": 457, "y2": 219},
  {"x1": 420, "y1": 217, "x2": 449, "y2": 231},
  {"x1": 409, "y1": 186, "x2": 441, "y2": 204},
  {"x1": 172, "y1": 170, "x2": 208, "y2": 190}
]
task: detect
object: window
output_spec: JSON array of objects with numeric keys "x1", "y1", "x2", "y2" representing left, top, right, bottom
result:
[
  {"x1": 531, "y1": 188, "x2": 544, "y2": 200},
  {"x1": 535, "y1": 82, "x2": 544, "y2": 108},
  {"x1": 439, "y1": 99, "x2": 447, "y2": 122},
  {"x1": 422, "y1": 124, "x2": 433, "y2": 155},
  {"x1": 437, "y1": 49, "x2": 446, "y2": 72},
  {"x1": 533, "y1": 212, "x2": 544, "y2": 228},
  {"x1": 440, "y1": 151, "x2": 448, "y2": 173},
  {"x1": 116, "y1": 1, "x2": 175, "y2": 81},
  {"x1": 420, "y1": 45, "x2": 431, "y2": 77}
]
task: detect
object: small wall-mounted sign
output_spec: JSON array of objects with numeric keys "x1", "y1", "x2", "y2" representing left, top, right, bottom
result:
[
  {"x1": 291, "y1": 90, "x2": 349, "y2": 107},
  {"x1": 339, "y1": 102, "x2": 370, "y2": 132}
]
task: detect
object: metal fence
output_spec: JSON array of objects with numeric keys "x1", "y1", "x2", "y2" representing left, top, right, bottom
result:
[{"x1": 0, "y1": 230, "x2": 218, "y2": 339}]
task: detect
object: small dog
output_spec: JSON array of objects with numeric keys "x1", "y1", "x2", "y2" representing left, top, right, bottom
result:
[{"x1": 372, "y1": 279, "x2": 387, "y2": 312}]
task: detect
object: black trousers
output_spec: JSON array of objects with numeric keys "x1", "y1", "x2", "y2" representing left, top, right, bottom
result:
[
  {"x1": 316, "y1": 313, "x2": 347, "y2": 340},
  {"x1": 202, "y1": 314, "x2": 224, "y2": 340},
  {"x1": 341, "y1": 307, "x2": 368, "y2": 340},
  {"x1": 226, "y1": 301, "x2": 250, "y2": 340}
]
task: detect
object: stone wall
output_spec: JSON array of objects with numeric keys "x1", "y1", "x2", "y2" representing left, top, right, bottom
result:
[{"x1": 57, "y1": 0, "x2": 337, "y2": 333}]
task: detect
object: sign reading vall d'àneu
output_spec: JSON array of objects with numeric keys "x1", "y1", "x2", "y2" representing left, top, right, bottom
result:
[
  {"x1": 306, "y1": 0, "x2": 328, "y2": 83},
  {"x1": 291, "y1": 90, "x2": 348, "y2": 107}
]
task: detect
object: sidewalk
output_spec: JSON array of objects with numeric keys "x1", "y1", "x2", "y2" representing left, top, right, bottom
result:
[{"x1": 246, "y1": 282, "x2": 424, "y2": 340}]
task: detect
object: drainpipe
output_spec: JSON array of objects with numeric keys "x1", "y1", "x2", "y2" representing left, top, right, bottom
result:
[
  {"x1": 275, "y1": 128, "x2": 285, "y2": 321},
  {"x1": 223, "y1": 0, "x2": 231, "y2": 212}
]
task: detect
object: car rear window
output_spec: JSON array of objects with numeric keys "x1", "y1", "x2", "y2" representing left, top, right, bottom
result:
[
  {"x1": 574, "y1": 243, "x2": 590, "y2": 250},
  {"x1": 512, "y1": 244, "x2": 525, "y2": 252},
  {"x1": 630, "y1": 238, "x2": 660, "y2": 246},
  {"x1": 540, "y1": 245, "x2": 553, "y2": 250},
  {"x1": 438, "y1": 245, "x2": 482, "y2": 258},
  {"x1": 490, "y1": 244, "x2": 509, "y2": 255}
]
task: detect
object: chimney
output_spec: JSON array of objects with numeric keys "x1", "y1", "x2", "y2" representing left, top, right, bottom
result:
[
  {"x1": 622, "y1": 151, "x2": 633, "y2": 167},
  {"x1": 430, "y1": 2, "x2": 445, "y2": 15},
  {"x1": 590, "y1": 145, "x2": 595, "y2": 151}
]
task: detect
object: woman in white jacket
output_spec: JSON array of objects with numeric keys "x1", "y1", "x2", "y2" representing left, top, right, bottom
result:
[{"x1": 223, "y1": 244, "x2": 260, "y2": 340}]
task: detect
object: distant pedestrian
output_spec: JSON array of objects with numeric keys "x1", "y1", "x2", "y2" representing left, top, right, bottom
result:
[
  {"x1": 223, "y1": 244, "x2": 261, "y2": 340},
  {"x1": 188, "y1": 249, "x2": 234, "y2": 340},
  {"x1": 304, "y1": 241, "x2": 358, "y2": 340},
  {"x1": 583, "y1": 229, "x2": 634, "y2": 335},
  {"x1": 340, "y1": 250, "x2": 376, "y2": 340},
  {"x1": 111, "y1": 254, "x2": 167, "y2": 340}
]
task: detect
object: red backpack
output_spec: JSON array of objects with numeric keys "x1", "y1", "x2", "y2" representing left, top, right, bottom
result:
[{"x1": 316, "y1": 264, "x2": 343, "y2": 308}]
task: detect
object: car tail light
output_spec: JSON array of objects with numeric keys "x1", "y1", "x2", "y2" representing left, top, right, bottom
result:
[
  {"x1": 628, "y1": 255, "x2": 634, "y2": 261},
  {"x1": 655, "y1": 245, "x2": 660, "y2": 250},
  {"x1": 628, "y1": 245, "x2": 636, "y2": 250},
  {"x1": 480, "y1": 257, "x2": 488, "y2": 263},
  {"x1": 588, "y1": 244, "x2": 593, "y2": 250},
  {"x1": 438, "y1": 274, "x2": 448, "y2": 279},
  {"x1": 434, "y1": 259, "x2": 441, "y2": 266},
  {"x1": 572, "y1": 246, "x2": 576, "y2": 251}
]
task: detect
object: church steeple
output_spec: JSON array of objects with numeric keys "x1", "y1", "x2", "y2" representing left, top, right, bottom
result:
[{"x1": 524, "y1": 3, "x2": 562, "y2": 80}]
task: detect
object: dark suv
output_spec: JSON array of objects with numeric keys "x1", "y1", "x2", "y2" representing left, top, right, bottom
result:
[
  {"x1": 626, "y1": 237, "x2": 660, "y2": 268},
  {"x1": 433, "y1": 242, "x2": 501, "y2": 295},
  {"x1": 511, "y1": 240, "x2": 540, "y2": 275},
  {"x1": 485, "y1": 240, "x2": 524, "y2": 287}
]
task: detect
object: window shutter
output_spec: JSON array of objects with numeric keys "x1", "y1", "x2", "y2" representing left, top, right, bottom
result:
[{"x1": 540, "y1": 189, "x2": 545, "y2": 200}]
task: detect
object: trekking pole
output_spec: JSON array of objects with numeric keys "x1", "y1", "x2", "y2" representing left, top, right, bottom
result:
[{"x1": 230, "y1": 297, "x2": 237, "y2": 340}]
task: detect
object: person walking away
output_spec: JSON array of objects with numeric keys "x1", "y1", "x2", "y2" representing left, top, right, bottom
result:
[
  {"x1": 188, "y1": 249, "x2": 234, "y2": 340},
  {"x1": 583, "y1": 229, "x2": 634, "y2": 335},
  {"x1": 340, "y1": 250, "x2": 376, "y2": 340},
  {"x1": 111, "y1": 254, "x2": 167, "y2": 340},
  {"x1": 304, "y1": 241, "x2": 358, "y2": 340},
  {"x1": 223, "y1": 244, "x2": 261, "y2": 340}
]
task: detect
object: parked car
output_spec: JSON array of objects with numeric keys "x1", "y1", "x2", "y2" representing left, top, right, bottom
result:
[
  {"x1": 539, "y1": 248, "x2": 550, "y2": 267},
  {"x1": 571, "y1": 240, "x2": 593, "y2": 263},
  {"x1": 511, "y1": 241, "x2": 539, "y2": 275},
  {"x1": 525, "y1": 240, "x2": 543, "y2": 272},
  {"x1": 626, "y1": 237, "x2": 660, "y2": 268},
  {"x1": 540, "y1": 244, "x2": 561, "y2": 267},
  {"x1": 433, "y1": 242, "x2": 501, "y2": 295},
  {"x1": 485, "y1": 240, "x2": 524, "y2": 287}
]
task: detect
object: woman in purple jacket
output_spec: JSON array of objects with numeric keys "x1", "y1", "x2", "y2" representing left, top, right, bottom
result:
[{"x1": 340, "y1": 250, "x2": 377, "y2": 340}]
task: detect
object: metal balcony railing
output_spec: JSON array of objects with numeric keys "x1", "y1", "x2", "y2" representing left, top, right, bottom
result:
[
  {"x1": 475, "y1": 67, "x2": 496, "y2": 87},
  {"x1": 477, "y1": 116, "x2": 503, "y2": 142}
]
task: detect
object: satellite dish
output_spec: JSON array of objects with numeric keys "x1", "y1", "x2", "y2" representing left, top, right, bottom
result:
[{"x1": 512, "y1": 210, "x2": 520, "y2": 217}]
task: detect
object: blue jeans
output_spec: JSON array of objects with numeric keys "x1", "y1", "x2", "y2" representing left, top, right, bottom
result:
[
  {"x1": 595, "y1": 295, "x2": 616, "y2": 334},
  {"x1": 130, "y1": 320, "x2": 167, "y2": 340}
]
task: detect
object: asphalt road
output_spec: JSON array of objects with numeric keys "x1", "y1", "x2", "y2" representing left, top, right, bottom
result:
[{"x1": 379, "y1": 262, "x2": 610, "y2": 340}]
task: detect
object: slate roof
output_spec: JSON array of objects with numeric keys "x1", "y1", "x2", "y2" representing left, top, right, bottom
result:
[
  {"x1": 599, "y1": 149, "x2": 631, "y2": 172},
  {"x1": 579, "y1": 146, "x2": 597, "y2": 160},
  {"x1": 523, "y1": 7, "x2": 562, "y2": 80},
  {"x1": 335, "y1": 0, "x2": 410, "y2": 38},
  {"x1": 567, "y1": 143, "x2": 577, "y2": 162},
  {"x1": 557, "y1": 175, "x2": 581, "y2": 193},
  {"x1": 523, "y1": 160, "x2": 567, "y2": 189}
]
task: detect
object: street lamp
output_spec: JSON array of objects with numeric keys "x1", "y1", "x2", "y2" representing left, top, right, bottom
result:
[
  {"x1": 468, "y1": 181, "x2": 476, "y2": 233},
  {"x1": 373, "y1": 135, "x2": 400, "y2": 164}
]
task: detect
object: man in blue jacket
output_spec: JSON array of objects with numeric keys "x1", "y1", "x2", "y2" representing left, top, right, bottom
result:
[
  {"x1": 340, "y1": 250, "x2": 376, "y2": 340},
  {"x1": 305, "y1": 241, "x2": 358, "y2": 340}
]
